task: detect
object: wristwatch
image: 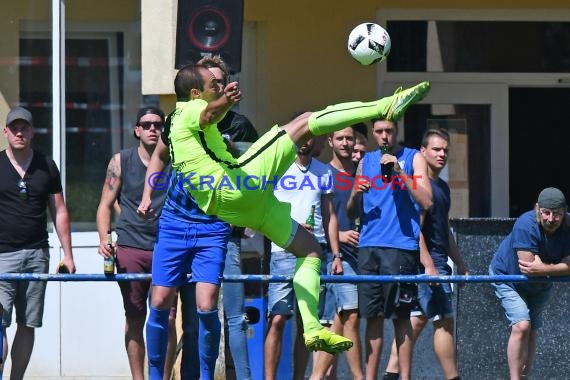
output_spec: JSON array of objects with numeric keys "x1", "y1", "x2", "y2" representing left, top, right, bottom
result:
[{"x1": 332, "y1": 252, "x2": 343, "y2": 260}]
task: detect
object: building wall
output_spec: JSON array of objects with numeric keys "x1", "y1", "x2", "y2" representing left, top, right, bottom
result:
[{"x1": 145, "y1": 0, "x2": 570, "y2": 131}]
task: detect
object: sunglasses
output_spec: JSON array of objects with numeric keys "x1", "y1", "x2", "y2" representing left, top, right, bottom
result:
[
  {"x1": 18, "y1": 179, "x2": 28, "y2": 201},
  {"x1": 138, "y1": 121, "x2": 164, "y2": 130}
]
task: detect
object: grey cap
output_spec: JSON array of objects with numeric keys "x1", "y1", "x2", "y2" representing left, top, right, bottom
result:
[
  {"x1": 537, "y1": 187, "x2": 567, "y2": 209},
  {"x1": 6, "y1": 106, "x2": 33, "y2": 126}
]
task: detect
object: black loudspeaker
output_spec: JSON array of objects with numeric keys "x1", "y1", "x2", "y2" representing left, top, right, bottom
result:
[{"x1": 175, "y1": 0, "x2": 244, "y2": 73}]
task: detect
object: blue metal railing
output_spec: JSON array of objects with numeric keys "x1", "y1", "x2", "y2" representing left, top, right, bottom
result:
[{"x1": 0, "y1": 273, "x2": 567, "y2": 283}]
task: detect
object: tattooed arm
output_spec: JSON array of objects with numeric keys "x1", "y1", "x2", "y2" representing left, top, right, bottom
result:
[{"x1": 96, "y1": 153, "x2": 122, "y2": 258}]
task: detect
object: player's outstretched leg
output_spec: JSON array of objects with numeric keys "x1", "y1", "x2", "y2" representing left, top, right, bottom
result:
[
  {"x1": 293, "y1": 257, "x2": 353, "y2": 354},
  {"x1": 308, "y1": 81, "x2": 430, "y2": 136}
]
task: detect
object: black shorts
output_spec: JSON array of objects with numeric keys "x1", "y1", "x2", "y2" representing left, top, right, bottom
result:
[{"x1": 357, "y1": 247, "x2": 419, "y2": 319}]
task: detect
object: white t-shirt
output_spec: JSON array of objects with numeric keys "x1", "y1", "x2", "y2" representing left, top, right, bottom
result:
[{"x1": 271, "y1": 157, "x2": 333, "y2": 251}]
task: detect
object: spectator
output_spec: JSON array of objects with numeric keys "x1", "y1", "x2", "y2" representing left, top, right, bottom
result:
[
  {"x1": 490, "y1": 187, "x2": 570, "y2": 380},
  {"x1": 264, "y1": 136, "x2": 340, "y2": 380},
  {"x1": 347, "y1": 118, "x2": 432, "y2": 380},
  {"x1": 0, "y1": 106, "x2": 76, "y2": 379},
  {"x1": 312, "y1": 126, "x2": 363, "y2": 380},
  {"x1": 383, "y1": 128, "x2": 467, "y2": 380},
  {"x1": 96, "y1": 106, "x2": 176, "y2": 380},
  {"x1": 351, "y1": 122, "x2": 368, "y2": 165}
]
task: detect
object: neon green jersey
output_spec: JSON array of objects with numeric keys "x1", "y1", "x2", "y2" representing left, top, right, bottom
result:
[{"x1": 169, "y1": 99, "x2": 236, "y2": 213}]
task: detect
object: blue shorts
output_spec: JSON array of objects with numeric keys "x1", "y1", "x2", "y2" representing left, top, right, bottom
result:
[
  {"x1": 267, "y1": 251, "x2": 297, "y2": 317},
  {"x1": 490, "y1": 265, "x2": 551, "y2": 329},
  {"x1": 320, "y1": 256, "x2": 359, "y2": 323},
  {"x1": 411, "y1": 264, "x2": 454, "y2": 320},
  {"x1": 152, "y1": 216, "x2": 230, "y2": 287}
]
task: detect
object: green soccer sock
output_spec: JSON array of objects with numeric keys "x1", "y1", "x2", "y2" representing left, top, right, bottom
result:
[
  {"x1": 308, "y1": 97, "x2": 394, "y2": 136},
  {"x1": 293, "y1": 256, "x2": 323, "y2": 334}
]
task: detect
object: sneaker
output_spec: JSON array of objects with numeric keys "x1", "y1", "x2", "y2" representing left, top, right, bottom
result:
[
  {"x1": 304, "y1": 328, "x2": 353, "y2": 354},
  {"x1": 384, "y1": 81, "x2": 431, "y2": 121}
]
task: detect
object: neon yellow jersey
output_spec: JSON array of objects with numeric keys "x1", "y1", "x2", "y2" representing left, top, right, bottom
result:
[{"x1": 169, "y1": 99, "x2": 237, "y2": 213}]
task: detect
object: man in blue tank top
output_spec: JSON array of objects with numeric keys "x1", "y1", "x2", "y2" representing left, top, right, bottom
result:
[
  {"x1": 96, "y1": 106, "x2": 176, "y2": 380},
  {"x1": 347, "y1": 119, "x2": 432, "y2": 380},
  {"x1": 490, "y1": 187, "x2": 570, "y2": 380},
  {"x1": 383, "y1": 128, "x2": 468, "y2": 380}
]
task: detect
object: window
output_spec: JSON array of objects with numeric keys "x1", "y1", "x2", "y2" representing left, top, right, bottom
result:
[{"x1": 387, "y1": 21, "x2": 570, "y2": 73}]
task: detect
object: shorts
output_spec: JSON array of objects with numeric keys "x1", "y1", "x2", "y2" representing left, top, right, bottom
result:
[
  {"x1": 411, "y1": 264, "x2": 454, "y2": 320},
  {"x1": 0, "y1": 248, "x2": 50, "y2": 328},
  {"x1": 358, "y1": 247, "x2": 419, "y2": 319},
  {"x1": 152, "y1": 217, "x2": 230, "y2": 287},
  {"x1": 116, "y1": 245, "x2": 177, "y2": 320},
  {"x1": 210, "y1": 126, "x2": 298, "y2": 248},
  {"x1": 320, "y1": 255, "x2": 359, "y2": 323},
  {"x1": 267, "y1": 251, "x2": 297, "y2": 318},
  {"x1": 490, "y1": 265, "x2": 551, "y2": 329}
]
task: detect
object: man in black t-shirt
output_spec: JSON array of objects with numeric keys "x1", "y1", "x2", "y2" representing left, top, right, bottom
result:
[{"x1": 0, "y1": 106, "x2": 75, "y2": 379}]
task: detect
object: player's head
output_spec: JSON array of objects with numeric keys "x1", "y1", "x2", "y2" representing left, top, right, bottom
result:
[
  {"x1": 134, "y1": 106, "x2": 164, "y2": 146},
  {"x1": 198, "y1": 55, "x2": 230, "y2": 87},
  {"x1": 328, "y1": 127, "x2": 355, "y2": 162},
  {"x1": 174, "y1": 64, "x2": 223, "y2": 103},
  {"x1": 371, "y1": 118, "x2": 397, "y2": 149},
  {"x1": 420, "y1": 128, "x2": 450, "y2": 174},
  {"x1": 4, "y1": 106, "x2": 34, "y2": 151},
  {"x1": 535, "y1": 187, "x2": 567, "y2": 234}
]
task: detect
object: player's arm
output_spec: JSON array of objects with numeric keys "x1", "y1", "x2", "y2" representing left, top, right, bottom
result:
[
  {"x1": 347, "y1": 159, "x2": 368, "y2": 219},
  {"x1": 519, "y1": 251, "x2": 570, "y2": 276},
  {"x1": 393, "y1": 152, "x2": 432, "y2": 211},
  {"x1": 138, "y1": 138, "x2": 170, "y2": 217},
  {"x1": 96, "y1": 153, "x2": 122, "y2": 258},
  {"x1": 200, "y1": 81, "x2": 242, "y2": 128}
]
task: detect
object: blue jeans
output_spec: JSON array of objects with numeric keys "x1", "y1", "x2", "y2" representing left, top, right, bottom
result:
[
  {"x1": 179, "y1": 237, "x2": 251, "y2": 380},
  {"x1": 180, "y1": 283, "x2": 200, "y2": 380},
  {"x1": 222, "y1": 237, "x2": 252, "y2": 380}
]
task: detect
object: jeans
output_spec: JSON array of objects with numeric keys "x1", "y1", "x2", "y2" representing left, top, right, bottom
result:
[
  {"x1": 222, "y1": 237, "x2": 252, "y2": 380},
  {"x1": 180, "y1": 283, "x2": 200, "y2": 380},
  {"x1": 179, "y1": 237, "x2": 251, "y2": 380}
]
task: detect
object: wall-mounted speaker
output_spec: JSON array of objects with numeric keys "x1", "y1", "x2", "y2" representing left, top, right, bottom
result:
[{"x1": 175, "y1": 0, "x2": 244, "y2": 73}]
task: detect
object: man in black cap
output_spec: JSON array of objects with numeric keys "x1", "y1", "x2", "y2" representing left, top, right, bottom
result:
[
  {"x1": 489, "y1": 187, "x2": 570, "y2": 380},
  {"x1": 0, "y1": 106, "x2": 75, "y2": 379}
]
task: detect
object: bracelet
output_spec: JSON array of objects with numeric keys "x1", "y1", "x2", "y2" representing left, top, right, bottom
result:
[{"x1": 332, "y1": 252, "x2": 343, "y2": 260}]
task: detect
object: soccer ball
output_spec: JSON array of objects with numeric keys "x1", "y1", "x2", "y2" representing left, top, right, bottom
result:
[{"x1": 347, "y1": 23, "x2": 391, "y2": 65}]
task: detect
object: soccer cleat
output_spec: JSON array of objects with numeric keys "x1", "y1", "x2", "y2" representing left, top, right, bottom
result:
[
  {"x1": 384, "y1": 81, "x2": 431, "y2": 121},
  {"x1": 304, "y1": 328, "x2": 353, "y2": 354}
]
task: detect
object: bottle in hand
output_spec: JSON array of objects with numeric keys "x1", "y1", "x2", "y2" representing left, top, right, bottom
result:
[
  {"x1": 305, "y1": 205, "x2": 316, "y2": 231},
  {"x1": 353, "y1": 217, "x2": 361, "y2": 254},
  {"x1": 381, "y1": 144, "x2": 394, "y2": 181},
  {"x1": 104, "y1": 229, "x2": 115, "y2": 274}
]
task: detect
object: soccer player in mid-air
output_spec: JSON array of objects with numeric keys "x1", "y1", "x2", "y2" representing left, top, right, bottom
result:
[{"x1": 141, "y1": 63, "x2": 430, "y2": 379}]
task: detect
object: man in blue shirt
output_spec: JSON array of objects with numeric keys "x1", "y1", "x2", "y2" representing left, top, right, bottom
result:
[
  {"x1": 490, "y1": 187, "x2": 570, "y2": 380},
  {"x1": 383, "y1": 128, "x2": 467, "y2": 380},
  {"x1": 347, "y1": 119, "x2": 432, "y2": 380}
]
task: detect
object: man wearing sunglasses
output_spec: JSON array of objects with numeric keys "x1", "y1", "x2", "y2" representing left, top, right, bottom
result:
[
  {"x1": 490, "y1": 187, "x2": 570, "y2": 380},
  {"x1": 96, "y1": 106, "x2": 176, "y2": 380},
  {"x1": 0, "y1": 106, "x2": 76, "y2": 379}
]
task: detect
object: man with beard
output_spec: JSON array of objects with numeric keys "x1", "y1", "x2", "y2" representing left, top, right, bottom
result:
[
  {"x1": 265, "y1": 136, "x2": 340, "y2": 380},
  {"x1": 490, "y1": 187, "x2": 570, "y2": 380}
]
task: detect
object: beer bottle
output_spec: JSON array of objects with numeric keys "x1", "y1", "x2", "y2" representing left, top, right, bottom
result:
[
  {"x1": 305, "y1": 205, "x2": 316, "y2": 231},
  {"x1": 104, "y1": 229, "x2": 115, "y2": 274},
  {"x1": 381, "y1": 144, "x2": 394, "y2": 182}
]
